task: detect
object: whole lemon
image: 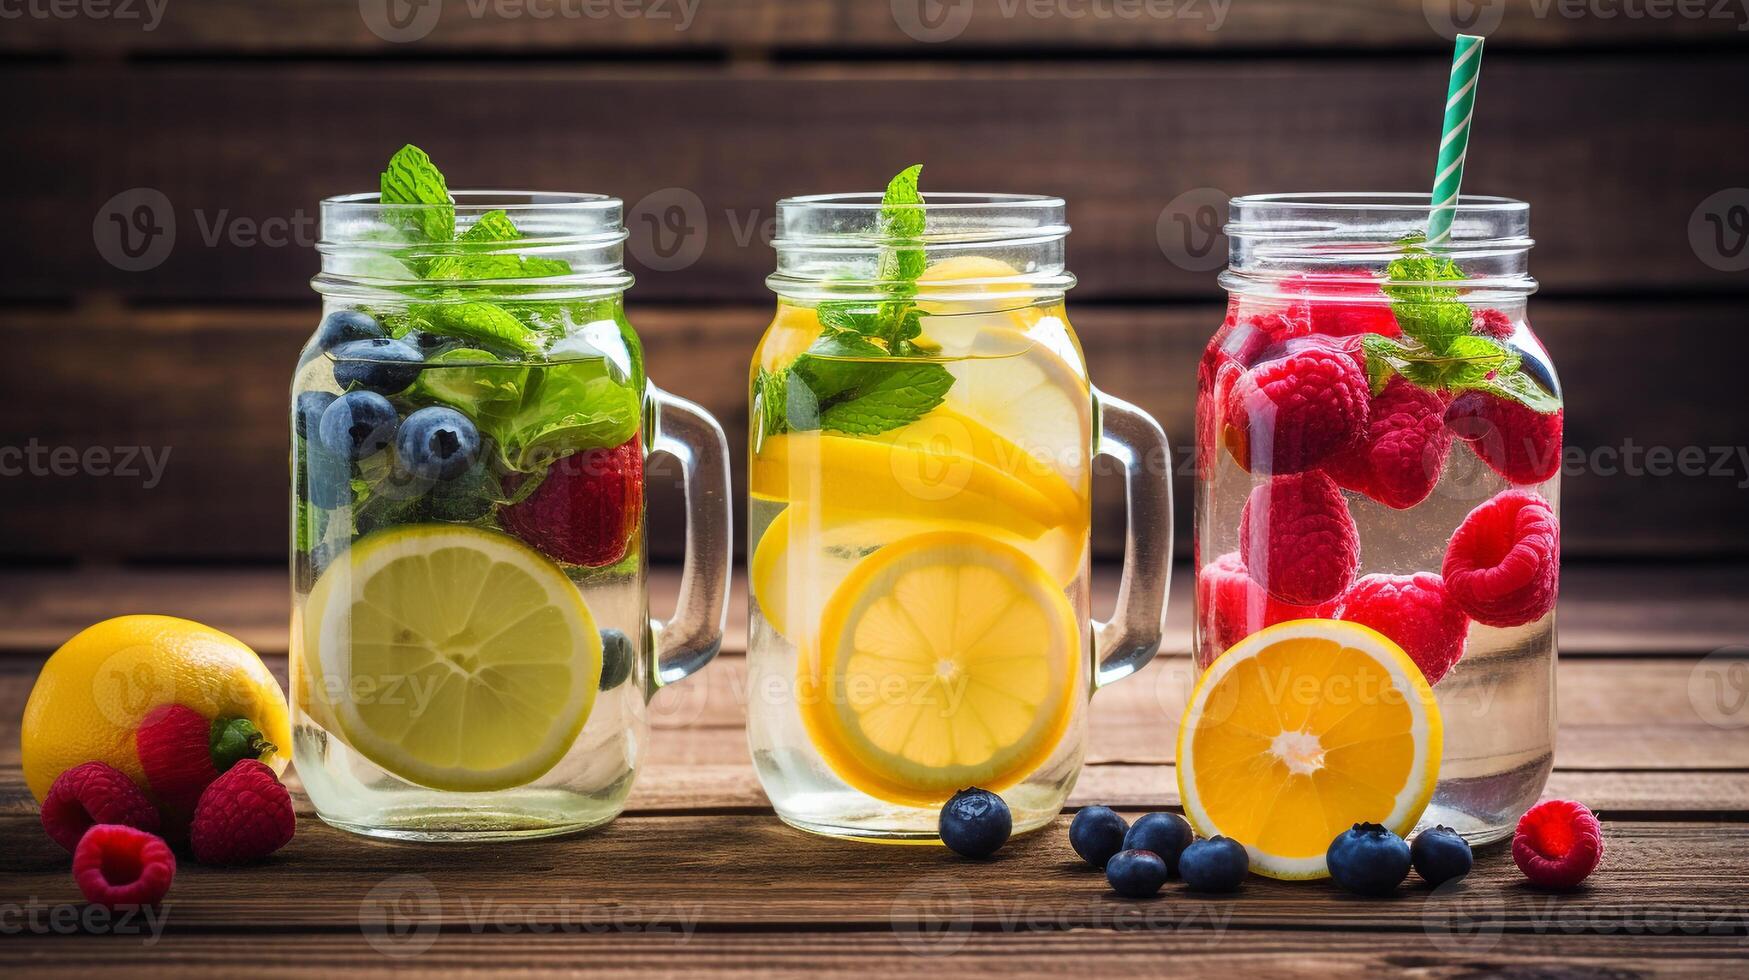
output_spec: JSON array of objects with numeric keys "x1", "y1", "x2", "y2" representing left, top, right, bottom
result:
[{"x1": 21, "y1": 615, "x2": 291, "y2": 802}]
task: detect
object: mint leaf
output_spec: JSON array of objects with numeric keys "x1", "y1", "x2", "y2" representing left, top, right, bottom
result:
[
  {"x1": 426, "y1": 209, "x2": 575, "y2": 281},
  {"x1": 817, "y1": 363, "x2": 952, "y2": 434},
  {"x1": 1474, "y1": 369, "x2": 1563, "y2": 414},
  {"x1": 409, "y1": 300, "x2": 542, "y2": 354},
  {"x1": 493, "y1": 358, "x2": 641, "y2": 470},
  {"x1": 380, "y1": 144, "x2": 454, "y2": 242},
  {"x1": 877, "y1": 164, "x2": 926, "y2": 284},
  {"x1": 1399, "y1": 334, "x2": 1518, "y2": 389}
]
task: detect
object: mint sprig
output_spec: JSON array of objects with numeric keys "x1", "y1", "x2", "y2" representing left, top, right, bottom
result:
[
  {"x1": 380, "y1": 144, "x2": 455, "y2": 242},
  {"x1": 757, "y1": 165, "x2": 952, "y2": 438}
]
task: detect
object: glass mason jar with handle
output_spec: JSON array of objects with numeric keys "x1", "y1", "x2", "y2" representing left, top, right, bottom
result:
[
  {"x1": 292, "y1": 188, "x2": 731, "y2": 841},
  {"x1": 1196, "y1": 193, "x2": 1559, "y2": 844},
  {"x1": 747, "y1": 182, "x2": 1173, "y2": 842}
]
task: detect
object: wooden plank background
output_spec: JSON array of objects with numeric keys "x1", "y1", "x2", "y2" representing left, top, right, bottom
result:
[{"x1": 3, "y1": 3, "x2": 1747, "y2": 562}]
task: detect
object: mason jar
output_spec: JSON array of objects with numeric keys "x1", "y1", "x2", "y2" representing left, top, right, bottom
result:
[
  {"x1": 1195, "y1": 193, "x2": 1560, "y2": 843},
  {"x1": 292, "y1": 191, "x2": 731, "y2": 840},
  {"x1": 746, "y1": 191, "x2": 1174, "y2": 842}
]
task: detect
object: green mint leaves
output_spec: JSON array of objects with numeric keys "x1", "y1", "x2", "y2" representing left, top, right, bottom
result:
[
  {"x1": 380, "y1": 144, "x2": 455, "y2": 242},
  {"x1": 1364, "y1": 233, "x2": 1559, "y2": 414},
  {"x1": 757, "y1": 165, "x2": 953, "y2": 438}
]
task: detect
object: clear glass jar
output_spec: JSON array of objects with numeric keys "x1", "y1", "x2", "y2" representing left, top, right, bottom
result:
[
  {"x1": 1195, "y1": 193, "x2": 1560, "y2": 844},
  {"x1": 747, "y1": 192, "x2": 1174, "y2": 842},
  {"x1": 292, "y1": 191, "x2": 731, "y2": 841}
]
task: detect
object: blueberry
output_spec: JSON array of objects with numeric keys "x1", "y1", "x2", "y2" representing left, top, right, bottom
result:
[
  {"x1": 1123, "y1": 812, "x2": 1194, "y2": 876},
  {"x1": 294, "y1": 390, "x2": 338, "y2": 440},
  {"x1": 1410, "y1": 825, "x2": 1474, "y2": 887},
  {"x1": 303, "y1": 448, "x2": 353, "y2": 509},
  {"x1": 331, "y1": 338, "x2": 422, "y2": 394},
  {"x1": 1069, "y1": 805, "x2": 1129, "y2": 869},
  {"x1": 305, "y1": 310, "x2": 385, "y2": 361},
  {"x1": 598, "y1": 628, "x2": 634, "y2": 691},
  {"x1": 1105, "y1": 849, "x2": 1169, "y2": 898},
  {"x1": 396, "y1": 407, "x2": 481, "y2": 481},
  {"x1": 1326, "y1": 822, "x2": 1412, "y2": 896},
  {"x1": 939, "y1": 788, "x2": 1011, "y2": 858},
  {"x1": 1178, "y1": 836, "x2": 1249, "y2": 893},
  {"x1": 318, "y1": 390, "x2": 399, "y2": 460}
]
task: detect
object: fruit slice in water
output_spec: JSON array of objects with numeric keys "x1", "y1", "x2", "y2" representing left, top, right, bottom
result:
[
  {"x1": 941, "y1": 328, "x2": 1090, "y2": 488},
  {"x1": 800, "y1": 530, "x2": 1079, "y2": 806},
  {"x1": 304, "y1": 525, "x2": 602, "y2": 792},
  {"x1": 1176, "y1": 619, "x2": 1441, "y2": 880}
]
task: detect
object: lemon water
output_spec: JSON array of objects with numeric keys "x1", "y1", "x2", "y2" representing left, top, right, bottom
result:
[{"x1": 746, "y1": 302, "x2": 1095, "y2": 841}]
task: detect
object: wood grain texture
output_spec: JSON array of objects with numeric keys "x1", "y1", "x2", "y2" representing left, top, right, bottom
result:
[
  {"x1": 6, "y1": 301, "x2": 1748, "y2": 561},
  {"x1": 3, "y1": 57, "x2": 1746, "y2": 303}
]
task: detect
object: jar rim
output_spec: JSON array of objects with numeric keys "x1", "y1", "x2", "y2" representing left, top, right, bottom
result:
[{"x1": 322, "y1": 190, "x2": 622, "y2": 213}]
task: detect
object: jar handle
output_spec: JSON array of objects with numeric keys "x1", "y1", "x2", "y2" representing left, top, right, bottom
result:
[
  {"x1": 645, "y1": 384, "x2": 732, "y2": 694},
  {"x1": 1090, "y1": 388, "x2": 1173, "y2": 691}
]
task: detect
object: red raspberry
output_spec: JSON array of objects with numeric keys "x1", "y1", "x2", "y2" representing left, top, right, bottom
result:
[
  {"x1": 1472, "y1": 308, "x2": 1515, "y2": 340},
  {"x1": 1513, "y1": 799, "x2": 1603, "y2": 889},
  {"x1": 501, "y1": 436, "x2": 644, "y2": 567},
  {"x1": 1442, "y1": 489, "x2": 1560, "y2": 628},
  {"x1": 1238, "y1": 471, "x2": 1360, "y2": 606},
  {"x1": 1329, "y1": 573, "x2": 1470, "y2": 685},
  {"x1": 136, "y1": 704, "x2": 222, "y2": 831},
  {"x1": 1324, "y1": 377, "x2": 1454, "y2": 509},
  {"x1": 1195, "y1": 551, "x2": 1330, "y2": 668},
  {"x1": 1445, "y1": 392, "x2": 1564, "y2": 485},
  {"x1": 40, "y1": 761, "x2": 160, "y2": 854},
  {"x1": 1222, "y1": 338, "x2": 1370, "y2": 474},
  {"x1": 72, "y1": 824, "x2": 176, "y2": 909},
  {"x1": 189, "y1": 760, "x2": 295, "y2": 865},
  {"x1": 1282, "y1": 270, "x2": 1402, "y2": 339}
]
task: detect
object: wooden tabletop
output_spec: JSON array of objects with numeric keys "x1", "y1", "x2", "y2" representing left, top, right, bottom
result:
[{"x1": 3, "y1": 564, "x2": 1747, "y2": 976}]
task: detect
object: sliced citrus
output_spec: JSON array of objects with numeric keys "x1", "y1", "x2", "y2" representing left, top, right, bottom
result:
[
  {"x1": 800, "y1": 530, "x2": 1080, "y2": 806},
  {"x1": 868, "y1": 405, "x2": 1084, "y2": 526},
  {"x1": 756, "y1": 303, "x2": 825, "y2": 372},
  {"x1": 942, "y1": 328, "x2": 1090, "y2": 487},
  {"x1": 303, "y1": 525, "x2": 603, "y2": 792},
  {"x1": 1176, "y1": 619, "x2": 1442, "y2": 880}
]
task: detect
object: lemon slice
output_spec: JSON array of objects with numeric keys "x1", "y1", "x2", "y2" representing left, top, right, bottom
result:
[
  {"x1": 1176, "y1": 619, "x2": 1442, "y2": 879},
  {"x1": 942, "y1": 327, "x2": 1089, "y2": 487},
  {"x1": 304, "y1": 525, "x2": 603, "y2": 792},
  {"x1": 800, "y1": 530, "x2": 1080, "y2": 806}
]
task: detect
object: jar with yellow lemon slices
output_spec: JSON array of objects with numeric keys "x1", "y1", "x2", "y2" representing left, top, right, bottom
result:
[{"x1": 746, "y1": 169, "x2": 1174, "y2": 842}]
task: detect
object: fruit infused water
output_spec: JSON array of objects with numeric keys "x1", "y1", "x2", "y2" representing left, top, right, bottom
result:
[
  {"x1": 1195, "y1": 194, "x2": 1560, "y2": 844},
  {"x1": 748, "y1": 170, "x2": 1171, "y2": 842}
]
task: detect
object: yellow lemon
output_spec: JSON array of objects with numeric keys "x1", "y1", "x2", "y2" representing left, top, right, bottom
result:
[
  {"x1": 302, "y1": 525, "x2": 602, "y2": 792},
  {"x1": 21, "y1": 615, "x2": 290, "y2": 802},
  {"x1": 1176, "y1": 619, "x2": 1443, "y2": 880},
  {"x1": 756, "y1": 303, "x2": 825, "y2": 372},
  {"x1": 800, "y1": 530, "x2": 1080, "y2": 806},
  {"x1": 868, "y1": 405, "x2": 1085, "y2": 526}
]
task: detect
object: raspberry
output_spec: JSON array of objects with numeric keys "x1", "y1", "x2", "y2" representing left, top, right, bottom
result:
[
  {"x1": 1513, "y1": 799, "x2": 1603, "y2": 889},
  {"x1": 1443, "y1": 489, "x2": 1560, "y2": 628},
  {"x1": 1195, "y1": 552, "x2": 1330, "y2": 668},
  {"x1": 189, "y1": 760, "x2": 295, "y2": 865},
  {"x1": 1324, "y1": 377, "x2": 1454, "y2": 510},
  {"x1": 40, "y1": 761, "x2": 160, "y2": 854},
  {"x1": 1330, "y1": 573, "x2": 1470, "y2": 685},
  {"x1": 1472, "y1": 308, "x2": 1515, "y2": 341},
  {"x1": 500, "y1": 436, "x2": 643, "y2": 567},
  {"x1": 1222, "y1": 338, "x2": 1370, "y2": 474},
  {"x1": 1238, "y1": 471, "x2": 1359, "y2": 606},
  {"x1": 136, "y1": 704, "x2": 222, "y2": 831},
  {"x1": 1282, "y1": 270, "x2": 1403, "y2": 338},
  {"x1": 1445, "y1": 391, "x2": 1564, "y2": 485},
  {"x1": 72, "y1": 824, "x2": 175, "y2": 909}
]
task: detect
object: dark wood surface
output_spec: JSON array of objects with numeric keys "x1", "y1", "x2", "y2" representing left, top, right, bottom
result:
[{"x1": 1, "y1": 564, "x2": 1747, "y2": 975}]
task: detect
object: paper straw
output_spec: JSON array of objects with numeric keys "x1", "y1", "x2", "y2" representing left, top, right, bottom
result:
[{"x1": 1427, "y1": 33, "x2": 1486, "y2": 245}]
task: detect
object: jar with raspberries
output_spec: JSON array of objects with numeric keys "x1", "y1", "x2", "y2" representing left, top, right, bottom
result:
[
  {"x1": 1195, "y1": 194, "x2": 1560, "y2": 844},
  {"x1": 291, "y1": 147, "x2": 732, "y2": 840}
]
